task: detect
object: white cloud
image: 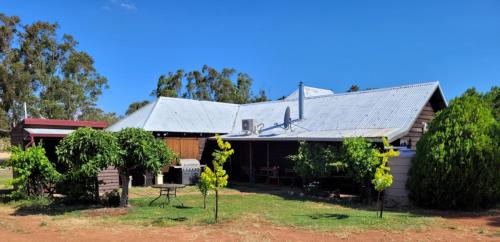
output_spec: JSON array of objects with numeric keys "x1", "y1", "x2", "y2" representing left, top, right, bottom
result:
[
  {"x1": 120, "y1": 2, "x2": 137, "y2": 11},
  {"x1": 101, "y1": 0, "x2": 137, "y2": 12}
]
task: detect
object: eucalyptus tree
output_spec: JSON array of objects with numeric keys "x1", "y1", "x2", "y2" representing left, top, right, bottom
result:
[
  {"x1": 0, "y1": 13, "x2": 110, "y2": 126},
  {"x1": 153, "y1": 65, "x2": 267, "y2": 104},
  {"x1": 125, "y1": 100, "x2": 150, "y2": 115}
]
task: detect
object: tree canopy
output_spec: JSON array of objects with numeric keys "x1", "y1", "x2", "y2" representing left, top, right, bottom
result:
[
  {"x1": 114, "y1": 128, "x2": 177, "y2": 207},
  {"x1": 347, "y1": 85, "x2": 360, "y2": 92},
  {"x1": 0, "y1": 13, "x2": 113, "y2": 128},
  {"x1": 125, "y1": 100, "x2": 150, "y2": 115},
  {"x1": 151, "y1": 65, "x2": 268, "y2": 104},
  {"x1": 56, "y1": 127, "x2": 121, "y2": 202}
]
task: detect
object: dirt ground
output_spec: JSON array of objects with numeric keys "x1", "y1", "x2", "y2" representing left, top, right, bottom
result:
[{"x1": 0, "y1": 205, "x2": 498, "y2": 242}]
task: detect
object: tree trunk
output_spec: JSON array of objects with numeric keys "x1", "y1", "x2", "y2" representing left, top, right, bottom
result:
[
  {"x1": 120, "y1": 173, "x2": 129, "y2": 207},
  {"x1": 380, "y1": 191, "x2": 384, "y2": 218},
  {"x1": 376, "y1": 191, "x2": 381, "y2": 218},
  {"x1": 94, "y1": 177, "x2": 100, "y2": 202},
  {"x1": 215, "y1": 189, "x2": 219, "y2": 223},
  {"x1": 365, "y1": 179, "x2": 372, "y2": 204},
  {"x1": 203, "y1": 194, "x2": 206, "y2": 209}
]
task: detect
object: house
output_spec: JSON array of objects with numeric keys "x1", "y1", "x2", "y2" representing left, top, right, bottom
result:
[
  {"x1": 108, "y1": 81, "x2": 447, "y2": 197},
  {"x1": 10, "y1": 118, "x2": 119, "y2": 194}
]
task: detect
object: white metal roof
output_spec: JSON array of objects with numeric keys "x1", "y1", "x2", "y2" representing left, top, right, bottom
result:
[
  {"x1": 25, "y1": 128, "x2": 75, "y2": 136},
  {"x1": 107, "y1": 82, "x2": 446, "y2": 142},
  {"x1": 284, "y1": 86, "x2": 334, "y2": 100},
  {"x1": 107, "y1": 98, "x2": 239, "y2": 133}
]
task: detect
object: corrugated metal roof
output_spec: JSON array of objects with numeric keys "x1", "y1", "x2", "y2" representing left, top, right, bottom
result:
[
  {"x1": 284, "y1": 86, "x2": 334, "y2": 100},
  {"x1": 25, "y1": 128, "x2": 75, "y2": 136},
  {"x1": 107, "y1": 81, "x2": 445, "y2": 142},
  {"x1": 107, "y1": 98, "x2": 239, "y2": 133}
]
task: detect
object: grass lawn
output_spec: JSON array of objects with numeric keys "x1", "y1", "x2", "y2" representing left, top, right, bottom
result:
[
  {"x1": 2, "y1": 185, "x2": 435, "y2": 232},
  {"x1": 0, "y1": 168, "x2": 12, "y2": 190},
  {"x1": 122, "y1": 194, "x2": 434, "y2": 230}
]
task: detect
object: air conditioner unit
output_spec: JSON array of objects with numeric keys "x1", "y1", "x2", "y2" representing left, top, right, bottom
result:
[{"x1": 242, "y1": 119, "x2": 255, "y2": 133}]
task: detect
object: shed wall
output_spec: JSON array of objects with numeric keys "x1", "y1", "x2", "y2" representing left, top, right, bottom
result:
[
  {"x1": 164, "y1": 137, "x2": 204, "y2": 160},
  {"x1": 97, "y1": 166, "x2": 120, "y2": 194},
  {"x1": 385, "y1": 151, "x2": 415, "y2": 206},
  {"x1": 401, "y1": 102, "x2": 436, "y2": 149}
]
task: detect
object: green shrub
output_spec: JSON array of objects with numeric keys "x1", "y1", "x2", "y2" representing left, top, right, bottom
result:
[
  {"x1": 289, "y1": 139, "x2": 379, "y2": 188},
  {"x1": 288, "y1": 142, "x2": 342, "y2": 183},
  {"x1": 102, "y1": 189, "x2": 120, "y2": 207},
  {"x1": 56, "y1": 127, "x2": 121, "y2": 203},
  {"x1": 2, "y1": 144, "x2": 60, "y2": 198},
  {"x1": 407, "y1": 90, "x2": 500, "y2": 209},
  {"x1": 342, "y1": 138, "x2": 380, "y2": 185}
]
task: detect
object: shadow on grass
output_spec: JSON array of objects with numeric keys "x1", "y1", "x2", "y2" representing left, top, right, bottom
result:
[
  {"x1": 1, "y1": 192, "x2": 104, "y2": 217},
  {"x1": 305, "y1": 213, "x2": 349, "y2": 220},
  {"x1": 0, "y1": 188, "x2": 13, "y2": 198},
  {"x1": 173, "y1": 205, "x2": 194, "y2": 209},
  {"x1": 11, "y1": 200, "x2": 100, "y2": 216},
  {"x1": 228, "y1": 182, "x2": 500, "y2": 221},
  {"x1": 152, "y1": 216, "x2": 188, "y2": 225}
]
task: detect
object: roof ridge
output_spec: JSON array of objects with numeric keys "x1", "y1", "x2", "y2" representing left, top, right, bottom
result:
[
  {"x1": 141, "y1": 98, "x2": 161, "y2": 129},
  {"x1": 157, "y1": 96, "x2": 240, "y2": 106},
  {"x1": 229, "y1": 105, "x2": 241, "y2": 133},
  {"x1": 105, "y1": 100, "x2": 157, "y2": 131},
  {"x1": 135, "y1": 81, "x2": 440, "y2": 110},
  {"x1": 303, "y1": 81, "x2": 440, "y2": 100}
]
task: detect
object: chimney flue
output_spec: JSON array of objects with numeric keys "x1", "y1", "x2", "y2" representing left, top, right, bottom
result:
[
  {"x1": 23, "y1": 102, "x2": 28, "y2": 119},
  {"x1": 299, "y1": 82, "x2": 304, "y2": 120}
]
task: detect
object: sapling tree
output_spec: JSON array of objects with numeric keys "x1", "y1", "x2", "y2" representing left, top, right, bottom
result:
[
  {"x1": 114, "y1": 128, "x2": 176, "y2": 207},
  {"x1": 197, "y1": 178, "x2": 210, "y2": 209},
  {"x1": 56, "y1": 128, "x2": 120, "y2": 202},
  {"x1": 371, "y1": 137, "x2": 399, "y2": 218},
  {"x1": 200, "y1": 135, "x2": 234, "y2": 222}
]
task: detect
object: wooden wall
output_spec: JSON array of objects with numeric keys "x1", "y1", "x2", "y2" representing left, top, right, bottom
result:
[
  {"x1": 401, "y1": 102, "x2": 436, "y2": 149},
  {"x1": 10, "y1": 125, "x2": 27, "y2": 147},
  {"x1": 385, "y1": 151, "x2": 415, "y2": 206},
  {"x1": 164, "y1": 137, "x2": 204, "y2": 160},
  {"x1": 97, "y1": 166, "x2": 119, "y2": 194}
]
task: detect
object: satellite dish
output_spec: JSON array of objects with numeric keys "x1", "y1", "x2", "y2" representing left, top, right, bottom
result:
[{"x1": 284, "y1": 106, "x2": 291, "y2": 129}]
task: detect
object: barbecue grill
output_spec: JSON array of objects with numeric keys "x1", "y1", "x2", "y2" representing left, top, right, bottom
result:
[{"x1": 173, "y1": 159, "x2": 205, "y2": 185}]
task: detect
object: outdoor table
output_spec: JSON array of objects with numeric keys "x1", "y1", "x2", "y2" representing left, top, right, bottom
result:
[
  {"x1": 257, "y1": 166, "x2": 280, "y2": 184},
  {"x1": 149, "y1": 183, "x2": 186, "y2": 207}
]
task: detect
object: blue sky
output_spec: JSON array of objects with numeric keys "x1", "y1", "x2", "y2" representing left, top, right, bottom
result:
[{"x1": 1, "y1": 0, "x2": 499, "y2": 115}]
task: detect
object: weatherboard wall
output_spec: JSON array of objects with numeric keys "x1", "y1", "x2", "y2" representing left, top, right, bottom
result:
[{"x1": 400, "y1": 102, "x2": 436, "y2": 149}]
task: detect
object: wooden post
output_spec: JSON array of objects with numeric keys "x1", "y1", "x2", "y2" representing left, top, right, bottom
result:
[
  {"x1": 266, "y1": 142, "x2": 270, "y2": 168},
  {"x1": 249, "y1": 142, "x2": 253, "y2": 183}
]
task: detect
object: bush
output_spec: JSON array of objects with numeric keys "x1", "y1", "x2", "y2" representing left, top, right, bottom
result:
[
  {"x1": 407, "y1": 90, "x2": 500, "y2": 209},
  {"x1": 2, "y1": 144, "x2": 60, "y2": 198},
  {"x1": 101, "y1": 189, "x2": 120, "y2": 207},
  {"x1": 56, "y1": 127, "x2": 121, "y2": 203},
  {"x1": 288, "y1": 142, "x2": 342, "y2": 183},
  {"x1": 342, "y1": 138, "x2": 380, "y2": 185}
]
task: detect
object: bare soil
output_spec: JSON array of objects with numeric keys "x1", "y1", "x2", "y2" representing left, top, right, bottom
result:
[{"x1": 0, "y1": 205, "x2": 498, "y2": 242}]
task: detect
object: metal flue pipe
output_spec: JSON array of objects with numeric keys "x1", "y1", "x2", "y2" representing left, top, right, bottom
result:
[{"x1": 299, "y1": 82, "x2": 304, "y2": 120}]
